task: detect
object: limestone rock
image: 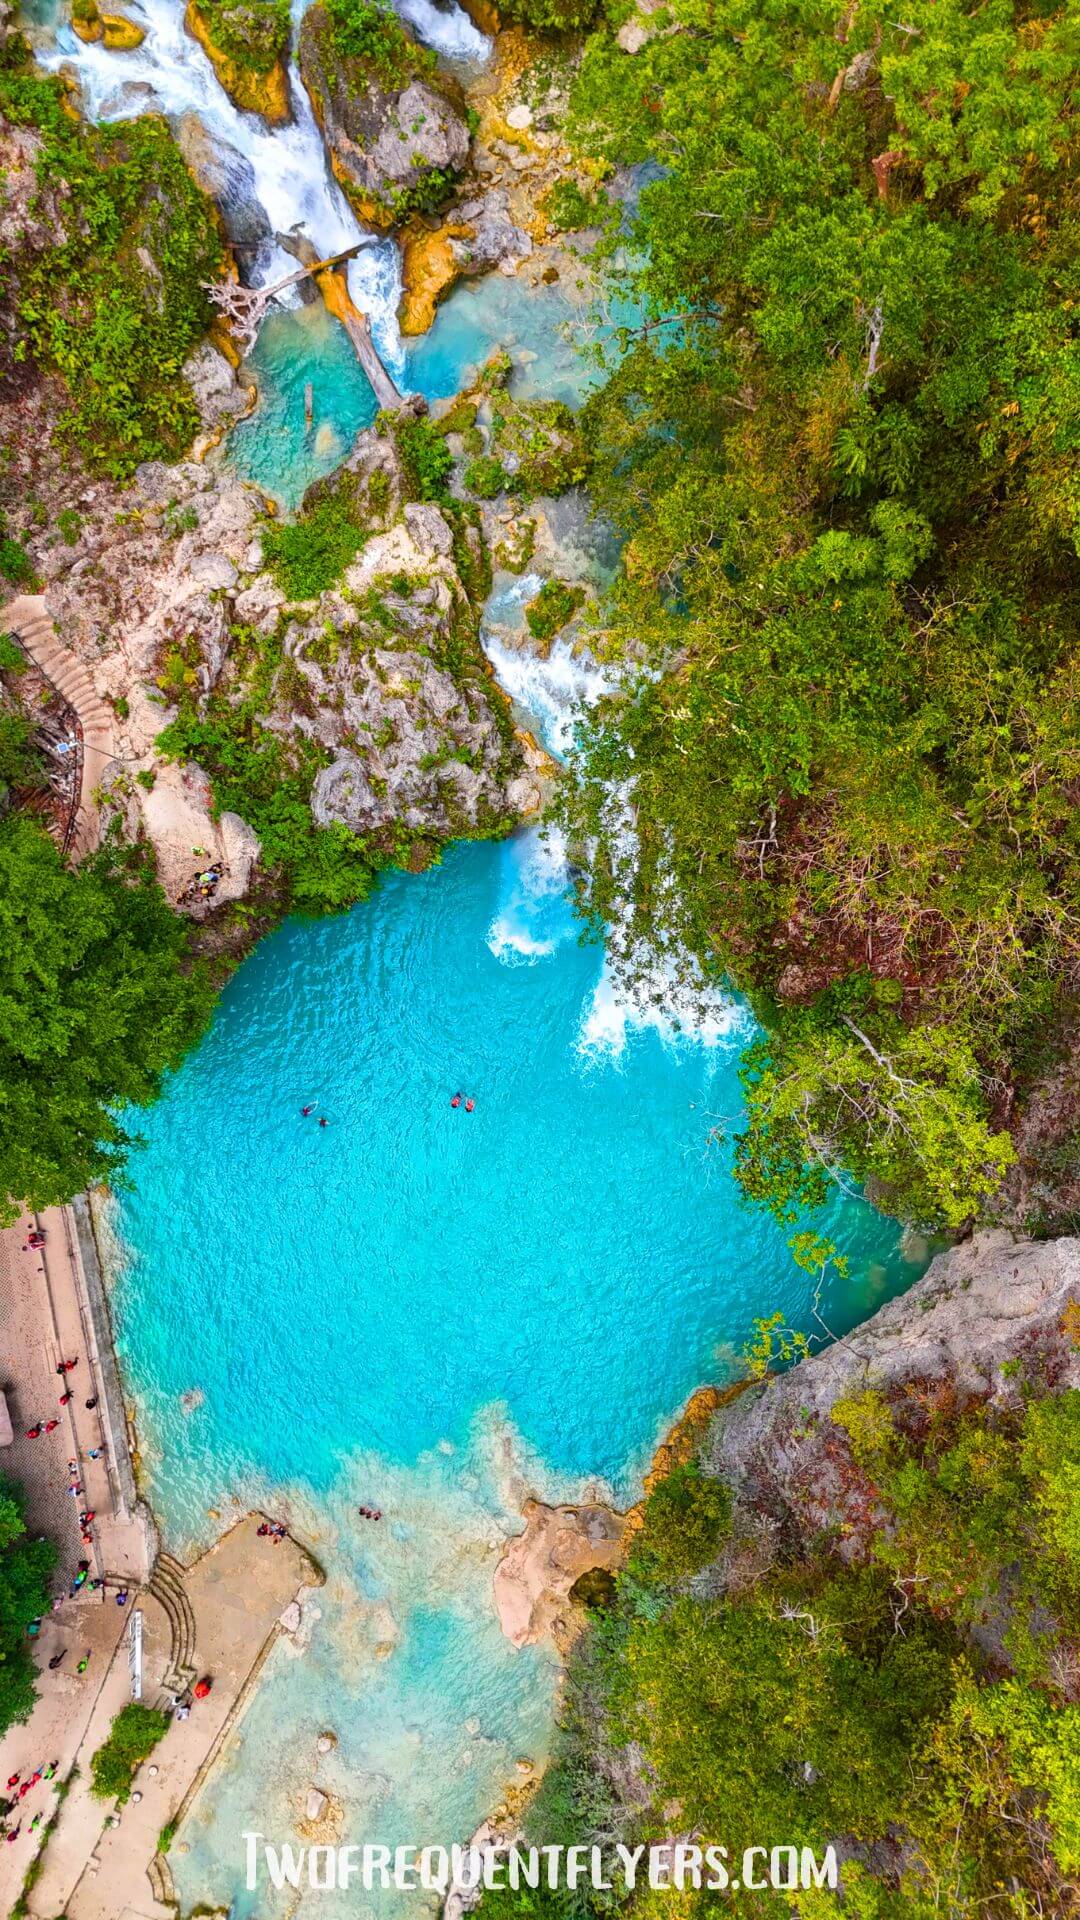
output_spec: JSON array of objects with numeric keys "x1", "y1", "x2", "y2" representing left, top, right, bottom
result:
[
  {"x1": 457, "y1": 0, "x2": 499, "y2": 30},
  {"x1": 306, "y1": 1787, "x2": 327, "y2": 1821},
  {"x1": 399, "y1": 189, "x2": 532, "y2": 334},
  {"x1": 185, "y1": 0, "x2": 291, "y2": 123},
  {"x1": 181, "y1": 340, "x2": 251, "y2": 427},
  {"x1": 101, "y1": 11, "x2": 145, "y2": 48},
  {"x1": 494, "y1": 1499, "x2": 629, "y2": 1652},
  {"x1": 177, "y1": 113, "x2": 273, "y2": 265},
  {"x1": 616, "y1": 0, "x2": 671, "y2": 53},
  {"x1": 704, "y1": 1231, "x2": 1080, "y2": 1560},
  {"x1": 72, "y1": 0, "x2": 103, "y2": 42},
  {"x1": 298, "y1": 5, "x2": 469, "y2": 231}
]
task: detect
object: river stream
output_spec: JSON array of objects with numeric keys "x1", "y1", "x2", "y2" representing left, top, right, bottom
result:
[{"x1": 25, "y1": 5, "x2": 928, "y2": 1909}]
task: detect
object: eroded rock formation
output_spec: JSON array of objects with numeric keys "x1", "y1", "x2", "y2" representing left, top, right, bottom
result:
[{"x1": 494, "y1": 1498, "x2": 629, "y2": 1652}]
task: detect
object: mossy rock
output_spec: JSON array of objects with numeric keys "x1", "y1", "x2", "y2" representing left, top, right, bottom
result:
[
  {"x1": 299, "y1": 2, "x2": 470, "y2": 233},
  {"x1": 185, "y1": 0, "x2": 291, "y2": 122},
  {"x1": 525, "y1": 578, "x2": 585, "y2": 650},
  {"x1": 102, "y1": 11, "x2": 146, "y2": 47},
  {"x1": 71, "y1": 0, "x2": 103, "y2": 41}
]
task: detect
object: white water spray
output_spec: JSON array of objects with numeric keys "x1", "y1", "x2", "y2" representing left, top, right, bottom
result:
[
  {"x1": 482, "y1": 626, "x2": 744, "y2": 1056},
  {"x1": 37, "y1": 0, "x2": 488, "y2": 371}
]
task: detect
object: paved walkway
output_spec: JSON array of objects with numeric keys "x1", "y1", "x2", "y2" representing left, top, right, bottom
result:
[
  {"x1": 0, "y1": 1207, "x2": 152, "y2": 1913},
  {"x1": 30, "y1": 1519, "x2": 316, "y2": 1920},
  {"x1": 2, "y1": 593, "x2": 114, "y2": 859}
]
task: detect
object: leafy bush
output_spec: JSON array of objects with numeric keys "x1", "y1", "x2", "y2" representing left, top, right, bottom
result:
[
  {"x1": 631, "y1": 1462, "x2": 732, "y2": 1582},
  {"x1": 157, "y1": 707, "x2": 378, "y2": 914},
  {"x1": 525, "y1": 579, "x2": 584, "y2": 645},
  {"x1": 0, "y1": 514, "x2": 39, "y2": 589},
  {"x1": 0, "y1": 816, "x2": 216, "y2": 1218},
  {"x1": 0, "y1": 711, "x2": 45, "y2": 798},
  {"x1": 322, "y1": 0, "x2": 429, "y2": 86},
  {"x1": 433, "y1": 397, "x2": 477, "y2": 437},
  {"x1": 261, "y1": 495, "x2": 367, "y2": 600},
  {"x1": 492, "y1": 399, "x2": 591, "y2": 499},
  {"x1": 0, "y1": 60, "x2": 222, "y2": 477},
  {"x1": 391, "y1": 416, "x2": 454, "y2": 503},
  {"x1": 462, "y1": 455, "x2": 506, "y2": 500},
  {"x1": 0, "y1": 1483, "x2": 56, "y2": 1737},
  {"x1": 546, "y1": 179, "x2": 609, "y2": 229},
  {"x1": 90, "y1": 1704, "x2": 170, "y2": 1803},
  {"x1": 498, "y1": 0, "x2": 597, "y2": 31}
]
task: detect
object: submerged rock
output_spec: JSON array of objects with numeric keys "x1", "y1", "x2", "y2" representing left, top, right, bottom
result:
[{"x1": 298, "y1": 3, "x2": 469, "y2": 231}]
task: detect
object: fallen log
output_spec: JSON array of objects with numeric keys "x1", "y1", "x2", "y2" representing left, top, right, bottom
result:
[
  {"x1": 204, "y1": 237, "x2": 411, "y2": 413},
  {"x1": 276, "y1": 232, "x2": 409, "y2": 413}
]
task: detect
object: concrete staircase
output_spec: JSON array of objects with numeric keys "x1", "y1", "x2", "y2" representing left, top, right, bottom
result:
[
  {"x1": 148, "y1": 1551, "x2": 198, "y2": 1697},
  {"x1": 2, "y1": 592, "x2": 114, "y2": 858},
  {"x1": 146, "y1": 1848, "x2": 177, "y2": 1911}
]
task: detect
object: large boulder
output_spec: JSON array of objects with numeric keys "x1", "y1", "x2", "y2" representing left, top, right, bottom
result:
[
  {"x1": 399, "y1": 187, "x2": 531, "y2": 335},
  {"x1": 493, "y1": 1499, "x2": 629, "y2": 1652},
  {"x1": 298, "y1": 3, "x2": 470, "y2": 231},
  {"x1": 703, "y1": 1231, "x2": 1080, "y2": 1559},
  {"x1": 185, "y1": 0, "x2": 291, "y2": 124},
  {"x1": 177, "y1": 113, "x2": 272, "y2": 270}
]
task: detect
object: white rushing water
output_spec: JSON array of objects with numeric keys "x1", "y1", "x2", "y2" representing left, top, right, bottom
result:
[
  {"x1": 483, "y1": 626, "x2": 744, "y2": 1055},
  {"x1": 36, "y1": 0, "x2": 489, "y2": 374}
]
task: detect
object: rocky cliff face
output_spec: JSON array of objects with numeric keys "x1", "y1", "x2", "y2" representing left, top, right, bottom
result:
[
  {"x1": 177, "y1": 114, "x2": 273, "y2": 275},
  {"x1": 703, "y1": 1230, "x2": 1080, "y2": 1558},
  {"x1": 14, "y1": 355, "x2": 545, "y2": 912},
  {"x1": 297, "y1": 4, "x2": 470, "y2": 230}
]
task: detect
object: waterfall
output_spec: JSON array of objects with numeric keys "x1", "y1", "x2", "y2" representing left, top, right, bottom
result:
[
  {"x1": 36, "y1": 0, "x2": 490, "y2": 374},
  {"x1": 482, "y1": 625, "x2": 743, "y2": 1056}
]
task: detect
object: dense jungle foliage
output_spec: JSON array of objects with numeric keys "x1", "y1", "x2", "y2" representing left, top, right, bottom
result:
[
  {"x1": 485, "y1": 1359, "x2": 1080, "y2": 1918},
  {"x1": 0, "y1": 50, "x2": 222, "y2": 477},
  {"x1": 557, "y1": 0, "x2": 1080, "y2": 1237},
  {"x1": 0, "y1": 817, "x2": 216, "y2": 1221}
]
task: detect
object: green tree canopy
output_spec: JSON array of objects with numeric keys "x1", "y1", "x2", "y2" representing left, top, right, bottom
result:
[
  {"x1": 558, "y1": 0, "x2": 1080, "y2": 1230},
  {"x1": 0, "y1": 818, "x2": 216, "y2": 1221},
  {"x1": 0, "y1": 1482, "x2": 56, "y2": 1737}
]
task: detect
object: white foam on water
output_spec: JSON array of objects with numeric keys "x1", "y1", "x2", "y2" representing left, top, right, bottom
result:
[
  {"x1": 36, "y1": 0, "x2": 487, "y2": 372},
  {"x1": 486, "y1": 918, "x2": 557, "y2": 963},
  {"x1": 481, "y1": 630, "x2": 743, "y2": 1052},
  {"x1": 483, "y1": 628, "x2": 616, "y2": 759}
]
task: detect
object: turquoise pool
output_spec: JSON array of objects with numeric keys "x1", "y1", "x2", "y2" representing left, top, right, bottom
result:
[
  {"x1": 112, "y1": 826, "x2": 924, "y2": 1916},
  {"x1": 230, "y1": 268, "x2": 639, "y2": 506}
]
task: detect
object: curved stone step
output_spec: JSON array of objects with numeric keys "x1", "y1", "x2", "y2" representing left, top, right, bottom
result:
[
  {"x1": 1, "y1": 591, "x2": 114, "y2": 859},
  {"x1": 151, "y1": 1558, "x2": 197, "y2": 1659},
  {"x1": 148, "y1": 1558, "x2": 198, "y2": 1690}
]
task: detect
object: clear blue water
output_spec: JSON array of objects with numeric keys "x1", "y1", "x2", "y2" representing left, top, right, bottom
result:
[
  {"x1": 231, "y1": 270, "x2": 634, "y2": 506},
  {"x1": 112, "y1": 827, "x2": 924, "y2": 1915}
]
